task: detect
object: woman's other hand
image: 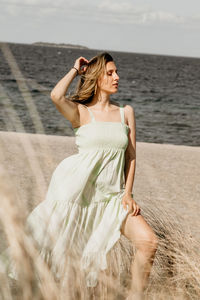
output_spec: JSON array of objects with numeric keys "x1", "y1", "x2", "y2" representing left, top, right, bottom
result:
[{"x1": 121, "y1": 194, "x2": 141, "y2": 216}]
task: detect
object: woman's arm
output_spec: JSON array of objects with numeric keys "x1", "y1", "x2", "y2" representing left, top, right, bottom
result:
[
  {"x1": 121, "y1": 105, "x2": 140, "y2": 216},
  {"x1": 124, "y1": 105, "x2": 136, "y2": 195},
  {"x1": 50, "y1": 56, "x2": 88, "y2": 125},
  {"x1": 50, "y1": 68, "x2": 79, "y2": 124},
  {"x1": 51, "y1": 68, "x2": 78, "y2": 101}
]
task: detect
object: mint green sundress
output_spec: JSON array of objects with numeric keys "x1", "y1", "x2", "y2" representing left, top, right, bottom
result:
[{"x1": 9, "y1": 103, "x2": 132, "y2": 287}]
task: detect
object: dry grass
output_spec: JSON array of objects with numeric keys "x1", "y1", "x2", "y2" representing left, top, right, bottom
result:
[
  {"x1": 0, "y1": 166, "x2": 199, "y2": 300},
  {"x1": 0, "y1": 132, "x2": 199, "y2": 299}
]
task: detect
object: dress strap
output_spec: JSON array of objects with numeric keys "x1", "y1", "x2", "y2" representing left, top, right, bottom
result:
[
  {"x1": 86, "y1": 107, "x2": 96, "y2": 122},
  {"x1": 119, "y1": 104, "x2": 125, "y2": 124},
  {"x1": 82, "y1": 104, "x2": 96, "y2": 122}
]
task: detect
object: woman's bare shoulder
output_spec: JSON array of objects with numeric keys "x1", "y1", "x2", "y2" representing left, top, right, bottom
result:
[
  {"x1": 124, "y1": 104, "x2": 135, "y2": 114},
  {"x1": 111, "y1": 100, "x2": 134, "y2": 110},
  {"x1": 124, "y1": 104, "x2": 135, "y2": 127}
]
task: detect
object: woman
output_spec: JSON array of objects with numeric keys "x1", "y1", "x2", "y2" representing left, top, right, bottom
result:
[{"x1": 48, "y1": 52, "x2": 158, "y2": 299}]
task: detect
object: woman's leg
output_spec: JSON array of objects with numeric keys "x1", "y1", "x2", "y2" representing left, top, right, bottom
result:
[{"x1": 120, "y1": 212, "x2": 158, "y2": 299}]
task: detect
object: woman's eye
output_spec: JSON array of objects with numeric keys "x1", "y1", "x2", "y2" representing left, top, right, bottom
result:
[{"x1": 107, "y1": 71, "x2": 118, "y2": 75}]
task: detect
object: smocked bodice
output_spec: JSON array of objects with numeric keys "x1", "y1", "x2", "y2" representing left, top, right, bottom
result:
[{"x1": 73, "y1": 104, "x2": 129, "y2": 152}]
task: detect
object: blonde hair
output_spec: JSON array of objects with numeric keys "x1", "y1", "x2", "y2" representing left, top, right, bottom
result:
[{"x1": 68, "y1": 52, "x2": 113, "y2": 104}]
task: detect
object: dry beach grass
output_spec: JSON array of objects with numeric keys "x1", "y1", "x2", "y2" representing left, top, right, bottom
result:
[{"x1": 0, "y1": 131, "x2": 199, "y2": 300}]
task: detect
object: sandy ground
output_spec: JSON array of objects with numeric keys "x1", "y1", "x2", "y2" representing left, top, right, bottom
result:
[{"x1": 0, "y1": 130, "x2": 199, "y2": 242}]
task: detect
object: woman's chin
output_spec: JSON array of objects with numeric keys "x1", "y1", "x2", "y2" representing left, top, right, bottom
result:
[
  {"x1": 111, "y1": 88, "x2": 118, "y2": 94},
  {"x1": 103, "y1": 88, "x2": 118, "y2": 95}
]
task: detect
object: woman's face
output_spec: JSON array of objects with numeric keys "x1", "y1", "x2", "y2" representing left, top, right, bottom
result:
[{"x1": 97, "y1": 61, "x2": 119, "y2": 94}]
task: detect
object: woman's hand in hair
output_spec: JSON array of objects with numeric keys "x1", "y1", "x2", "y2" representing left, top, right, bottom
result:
[{"x1": 74, "y1": 57, "x2": 89, "y2": 75}]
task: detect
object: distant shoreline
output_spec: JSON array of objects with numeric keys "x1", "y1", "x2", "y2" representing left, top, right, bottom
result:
[
  {"x1": 32, "y1": 42, "x2": 89, "y2": 50},
  {"x1": 0, "y1": 40, "x2": 200, "y2": 59},
  {"x1": 0, "y1": 41, "x2": 89, "y2": 50}
]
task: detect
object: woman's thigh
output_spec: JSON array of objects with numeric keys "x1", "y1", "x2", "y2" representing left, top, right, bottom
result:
[{"x1": 120, "y1": 212, "x2": 158, "y2": 250}]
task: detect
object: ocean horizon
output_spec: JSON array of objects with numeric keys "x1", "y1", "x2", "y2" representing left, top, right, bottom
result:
[{"x1": 0, "y1": 41, "x2": 199, "y2": 146}]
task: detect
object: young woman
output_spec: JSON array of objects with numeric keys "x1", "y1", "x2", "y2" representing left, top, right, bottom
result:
[
  {"x1": 29, "y1": 52, "x2": 158, "y2": 300},
  {"x1": 49, "y1": 52, "x2": 159, "y2": 299}
]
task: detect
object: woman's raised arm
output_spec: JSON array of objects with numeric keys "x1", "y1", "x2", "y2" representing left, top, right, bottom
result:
[{"x1": 50, "y1": 56, "x2": 88, "y2": 125}]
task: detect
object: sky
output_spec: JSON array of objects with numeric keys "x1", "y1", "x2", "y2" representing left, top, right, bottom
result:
[{"x1": 1, "y1": 0, "x2": 200, "y2": 58}]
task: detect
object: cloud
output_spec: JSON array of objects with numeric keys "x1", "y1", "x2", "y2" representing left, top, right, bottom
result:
[
  {"x1": 97, "y1": 1, "x2": 185, "y2": 25},
  {"x1": 141, "y1": 11, "x2": 185, "y2": 25},
  {"x1": 1, "y1": 0, "x2": 200, "y2": 28},
  {"x1": 0, "y1": 0, "x2": 89, "y2": 19}
]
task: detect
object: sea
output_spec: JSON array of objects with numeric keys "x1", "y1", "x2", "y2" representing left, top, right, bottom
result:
[{"x1": 0, "y1": 42, "x2": 199, "y2": 146}]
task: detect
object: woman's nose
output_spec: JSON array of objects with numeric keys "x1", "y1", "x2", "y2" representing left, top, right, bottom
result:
[{"x1": 114, "y1": 73, "x2": 119, "y2": 80}]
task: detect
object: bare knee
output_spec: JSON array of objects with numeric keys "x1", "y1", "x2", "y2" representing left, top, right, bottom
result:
[
  {"x1": 135, "y1": 233, "x2": 158, "y2": 256},
  {"x1": 121, "y1": 214, "x2": 159, "y2": 256}
]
